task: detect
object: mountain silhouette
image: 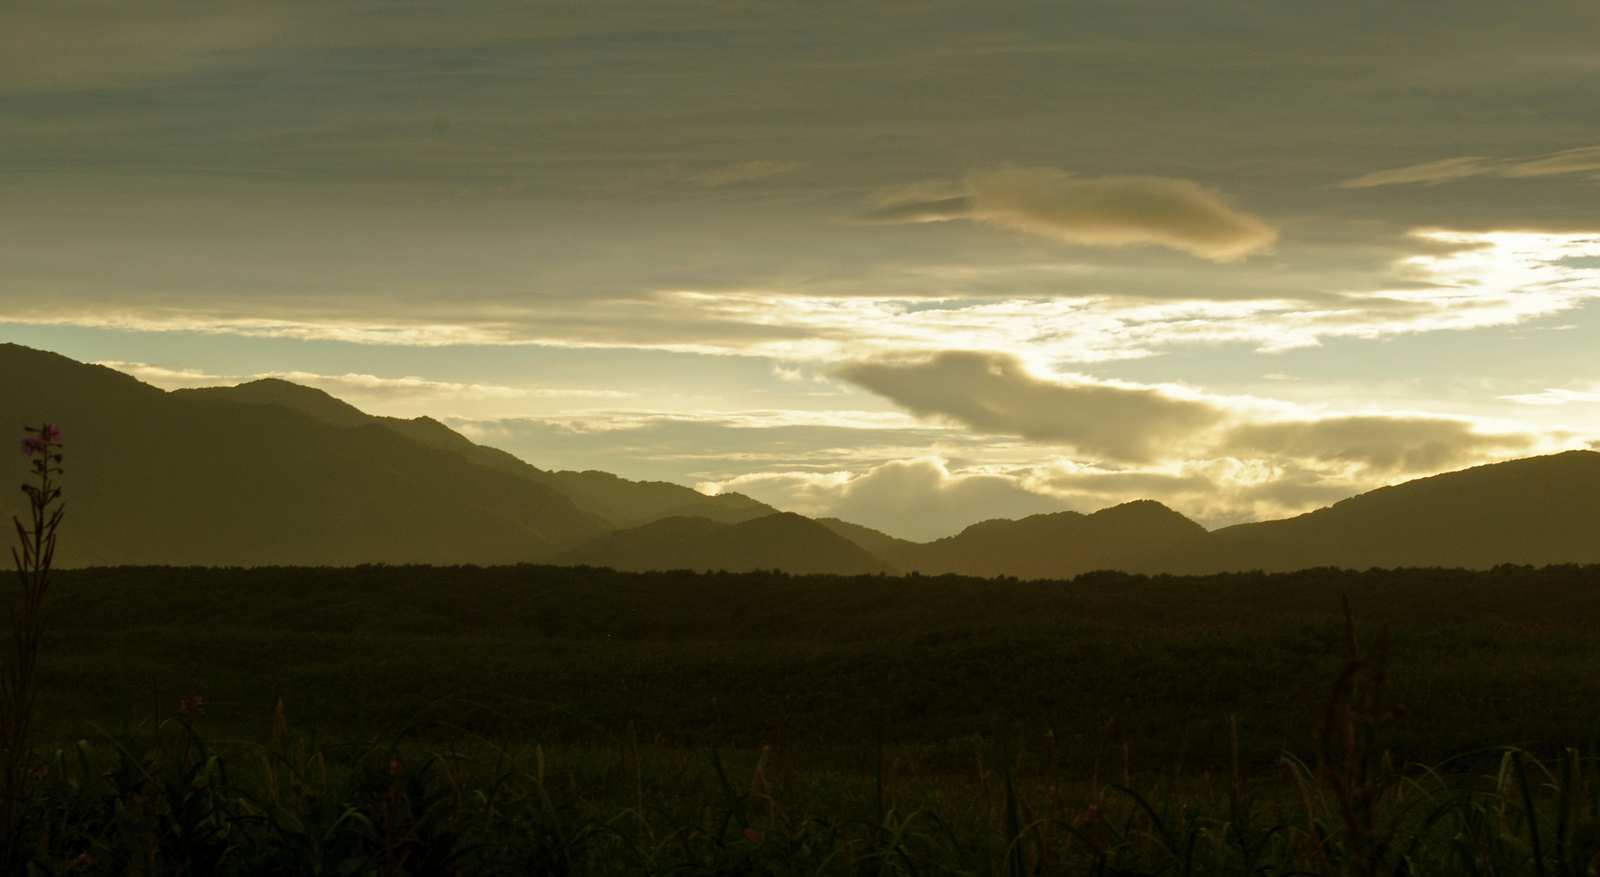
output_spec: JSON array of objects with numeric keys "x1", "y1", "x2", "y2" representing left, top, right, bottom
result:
[
  {"x1": 815, "y1": 453, "x2": 1600, "y2": 577},
  {"x1": 177, "y1": 378, "x2": 776, "y2": 527},
  {"x1": 1189, "y1": 450, "x2": 1600, "y2": 572},
  {"x1": 551, "y1": 512, "x2": 894, "y2": 575},
  {"x1": 821, "y1": 500, "x2": 1211, "y2": 578},
  {"x1": 10, "y1": 343, "x2": 1600, "y2": 574},
  {"x1": 1, "y1": 345, "x2": 612, "y2": 565}
]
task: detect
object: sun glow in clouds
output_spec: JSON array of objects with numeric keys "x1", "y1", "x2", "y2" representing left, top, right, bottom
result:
[{"x1": 21, "y1": 229, "x2": 1596, "y2": 368}]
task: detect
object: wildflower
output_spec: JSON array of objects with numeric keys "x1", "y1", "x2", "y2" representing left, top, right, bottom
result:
[
  {"x1": 179, "y1": 693, "x2": 205, "y2": 722},
  {"x1": 70, "y1": 852, "x2": 92, "y2": 869},
  {"x1": 20, "y1": 436, "x2": 43, "y2": 456},
  {"x1": 744, "y1": 828, "x2": 762, "y2": 843},
  {"x1": 389, "y1": 759, "x2": 403, "y2": 776},
  {"x1": 41, "y1": 424, "x2": 60, "y2": 443},
  {"x1": 1080, "y1": 804, "x2": 1099, "y2": 827}
]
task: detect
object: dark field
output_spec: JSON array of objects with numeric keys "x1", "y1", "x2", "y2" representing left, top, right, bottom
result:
[
  {"x1": 9, "y1": 563, "x2": 1600, "y2": 874},
  {"x1": 37, "y1": 563, "x2": 1600, "y2": 772}
]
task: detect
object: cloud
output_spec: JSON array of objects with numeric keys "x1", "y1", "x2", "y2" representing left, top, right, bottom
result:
[
  {"x1": 1505, "y1": 146, "x2": 1600, "y2": 177},
  {"x1": 1344, "y1": 145, "x2": 1600, "y2": 187},
  {"x1": 849, "y1": 168, "x2": 1279, "y2": 261},
  {"x1": 692, "y1": 408, "x2": 1556, "y2": 536},
  {"x1": 269, "y1": 371, "x2": 633, "y2": 402},
  {"x1": 1340, "y1": 157, "x2": 1500, "y2": 188},
  {"x1": 839, "y1": 351, "x2": 1223, "y2": 462},
  {"x1": 699, "y1": 458, "x2": 1070, "y2": 542},
  {"x1": 1221, "y1": 415, "x2": 1534, "y2": 475},
  {"x1": 95, "y1": 362, "x2": 633, "y2": 423},
  {"x1": 29, "y1": 228, "x2": 1599, "y2": 367},
  {"x1": 1501, "y1": 387, "x2": 1600, "y2": 405},
  {"x1": 684, "y1": 161, "x2": 803, "y2": 187},
  {"x1": 92, "y1": 361, "x2": 233, "y2": 389},
  {"x1": 839, "y1": 351, "x2": 1546, "y2": 478}
]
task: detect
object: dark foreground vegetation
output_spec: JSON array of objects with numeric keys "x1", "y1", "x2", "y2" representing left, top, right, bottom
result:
[
  {"x1": 1, "y1": 562, "x2": 1598, "y2": 873},
  {"x1": 39, "y1": 563, "x2": 1600, "y2": 767}
]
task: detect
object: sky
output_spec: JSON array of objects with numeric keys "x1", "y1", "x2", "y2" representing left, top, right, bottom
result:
[{"x1": 5, "y1": 1, "x2": 1600, "y2": 541}]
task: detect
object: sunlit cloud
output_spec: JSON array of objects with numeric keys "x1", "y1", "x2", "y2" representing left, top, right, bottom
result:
[
  {"x1": 840, "y1": 352, "x2": 1223, "y2": 463},
  {"x1": 1501, "y1": 387, "x2": 1600, "y2": 405},
  {"x1": 96, "y1": 361, "x2": 633, "y2": 406},
  {"x1": 848, "y1": 168, "x2": 1278, "y2": 261},
  {"x1": 1343, "y1": 145, "x2": 1600, "y2": 187},
  {"x1": 699, "y1": 457, "x2": 1070, "y2": 542},
  {"x1": 27, "y1": 229, "x2": 1599, "y2": 369},
  {"x1": 91, "y1": 361, "x2": 233, "y2": 389},
  {"x1": 836, "y1": 351, "x2": 1543, "y2": 474},
  {"x1": 1340, "y1": 157, "x2": 1501, "y2": 187},
  {"x1": 1505, "y1": 146, "x2": 1600, "y2": 177}
]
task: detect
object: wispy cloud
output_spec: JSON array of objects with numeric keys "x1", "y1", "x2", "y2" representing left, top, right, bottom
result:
[
  {"x1": 30, "y1": 229, "x2": 1599, "y2": 366},
  {"x1": 848, "y1": 168, "x2": 1278, "y2": 261},
  {"x1": 837, "y1": 351, "x2": 1546, "y2": 476},
  {"x1": 1504, "y1": 146, "x2": 1600, "y2": 177},
  {"x1": 96, "y1": 361, "x2": 633, "y2": 403},
  {"x1": 840, "y1": 352, "x2": 1222, "y2": 463},
  {"x1": 1341, "y1": 157, "x2": 1500, "y2": 187},
  {"x1": 1343, "y1": 145, "x2": 1600, "y2": 187},
  {"x1": 1500, "y1": 386, "x2": 1600, "y2": 405},
  {"x1": 700, "y1": 457, "x2": 1069, "y2": 542}
]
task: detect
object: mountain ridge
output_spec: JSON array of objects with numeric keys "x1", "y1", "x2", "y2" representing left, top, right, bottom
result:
[
  {"x1": 9, "y1": 343, "x2": 1600, "y2": 575},
  {"x1": 174, "y1": 377, "x2": 778, "y2": 527},
  {"x1": 551, "y1": 512, "x2": 894, "y2": 575}
]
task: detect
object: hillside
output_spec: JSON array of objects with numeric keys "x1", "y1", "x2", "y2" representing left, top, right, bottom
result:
[
  {"x1": 551, "y1": 512, "x2": 895, "y2": 575},
  {"x1": 1, "y1": 344, "x2": 607, "y2": 566},
  {"x1": 177, "y1": 378, "x2": 776, "y2": 527},
  {"x1": 823, "y1": 455, "x2": 1600, "y2": 577},
  {"x1": 11, "y1": 343, "x2": 1600, "y2": 574},
  {"x1": 1199, "y1": 450, "x2": 1600, "y2": 571}
]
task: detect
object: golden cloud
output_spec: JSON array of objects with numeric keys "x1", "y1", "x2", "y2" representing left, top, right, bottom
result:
[{"x1": 849, "y1": 167, "x2": 1278, "y2": 261}]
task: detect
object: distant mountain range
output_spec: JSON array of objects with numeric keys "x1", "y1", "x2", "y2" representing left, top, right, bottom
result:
[
  {"x1": 551, "y1": 513, "x2": 893, "y2": 576},
  {"x1": 819, "y1": 449, "x2": 1600, "y2": 576},
  {"x1": 0, "y1": 344, "x2": 772, "y2": 566},
  {"x1": 6, "y1": 342, "x2": 1600, "y2": 575}
]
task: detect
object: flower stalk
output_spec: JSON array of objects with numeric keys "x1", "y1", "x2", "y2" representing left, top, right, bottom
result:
[{"x1": 3, "y1": 424, "x2": 64, "y2": 849}]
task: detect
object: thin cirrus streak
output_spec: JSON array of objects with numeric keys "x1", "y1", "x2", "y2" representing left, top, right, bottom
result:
[
  {"x1": 95, "y1": 361, "x2": 633, "y2": 401},
  {"x1": 22, "y1": 230, "x2": 1600, "y2": 366},
  {"x1": 1342, "y1": 145, "x2": 1600, "y2": 187}
]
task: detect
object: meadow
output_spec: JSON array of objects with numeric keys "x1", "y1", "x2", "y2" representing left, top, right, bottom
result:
[{"x1": 11, "y1": 562, "x2": 1600, "y2": 874}]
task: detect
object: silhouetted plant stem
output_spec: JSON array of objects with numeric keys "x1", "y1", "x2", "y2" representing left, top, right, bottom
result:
[{"x1": 3, "y1": 424, "x2": 63, "y2": 855}]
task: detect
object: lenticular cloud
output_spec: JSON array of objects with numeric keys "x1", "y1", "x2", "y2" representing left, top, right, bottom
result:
[{"x1": 850, "y1": 167, "x2": 1278, "y2": 261}]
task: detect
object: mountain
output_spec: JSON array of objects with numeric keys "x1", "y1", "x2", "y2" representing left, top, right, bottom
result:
[
  {"x1": 0, "y1": 345, "x2": 610, "y2": 565},
  {"x1": 1194, "y1": 450, "x2": 1600, "y2": 571},
  {"x1": 816, "y1": 518, "x2": 921, "y2": 569},
  {"x1": 815, "y1": 452, "x2": 1600, "y2": 577},
  {"x1": 824, "y1": 501, "x2": 1211, "y2": 579},
  {"x1": 176, "y1": 378, "x2": 776, "y2": 527},
  {"x1": 908, "y1": 500, "x2": 1211, "y2": 578},
  {"x1": 551, "y1": 512, "x2": 895, "y2": 575},
  {"x1": 11, "y1": 343, "x2": 1600, "y2": 575}
]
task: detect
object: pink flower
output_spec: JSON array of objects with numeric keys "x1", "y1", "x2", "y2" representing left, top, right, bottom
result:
[
  {"x1": 20, "y1": 437, "x2": 43, "y2": 456},
  {"x1": 71, "y1": 852, "x2": 92, "y2": 868},
  {"x1": 41, "y1": 424, "x2": 60, "y2": 443},
  {"x1": 179, "y1": 693, "x2": 205, "y2": 722},
  {"x1": 1080, "y1": 804, "x2": 1099, "y2": 827},
  {"x1": 744, "y1": 828, "x2": 761, "y2": 843},
  {"x1": 389, "y1": 760, "x2": 403, "y2": 776}
]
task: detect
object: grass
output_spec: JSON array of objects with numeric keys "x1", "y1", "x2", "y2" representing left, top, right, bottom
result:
[
  {"x1": 8, "y1": 561, "x2": 1600, "y2": 872},
  {"x1": 31, "y1": 564, "x2": 1600, "y2": 771}
]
